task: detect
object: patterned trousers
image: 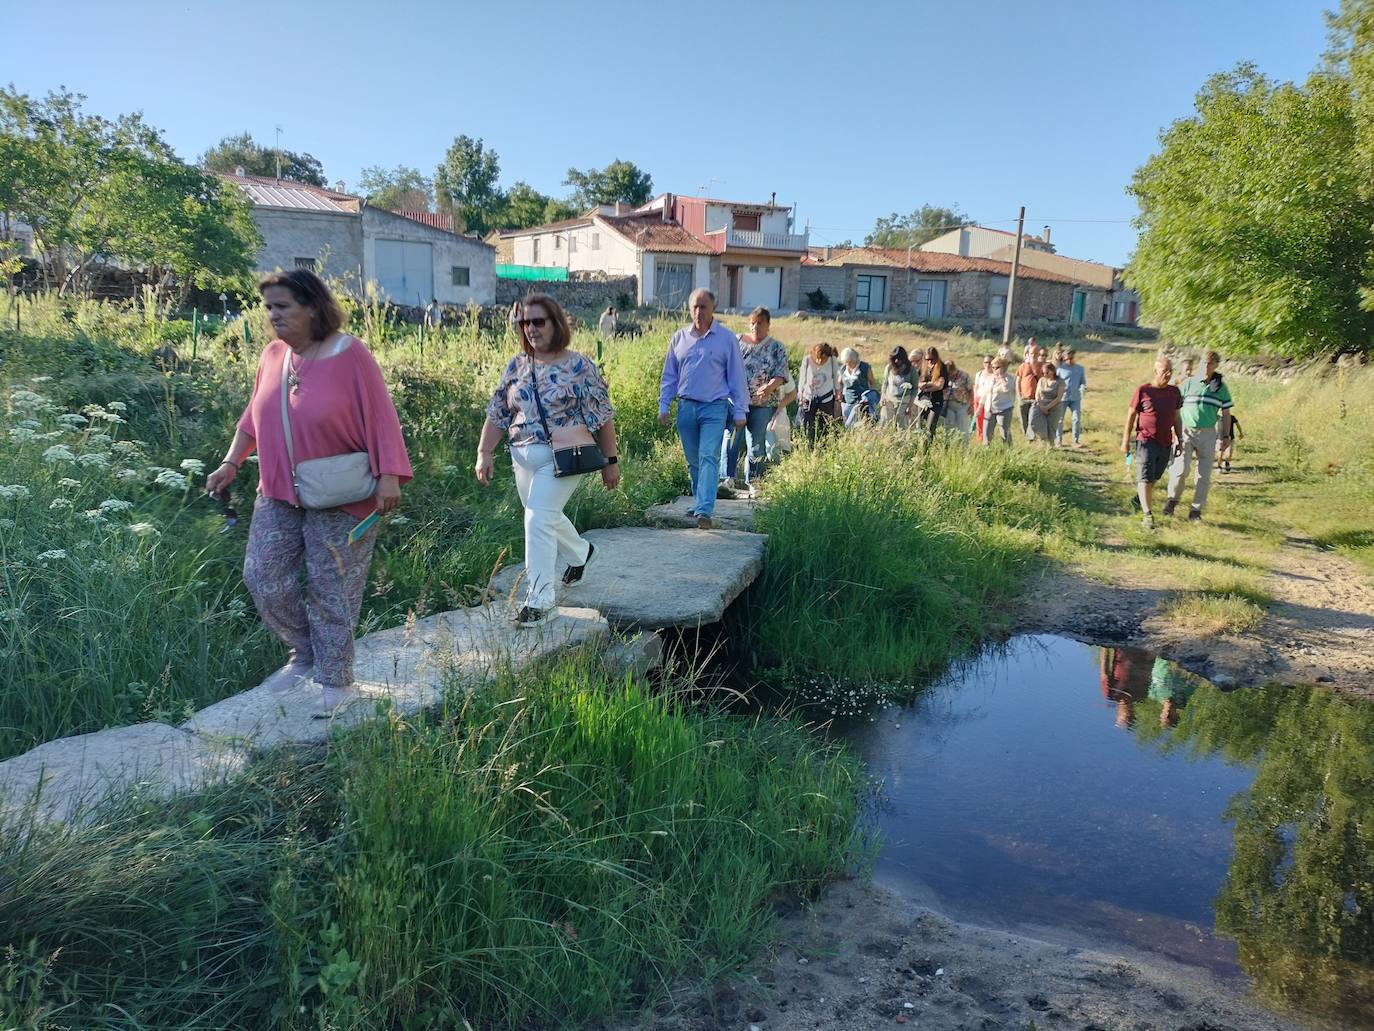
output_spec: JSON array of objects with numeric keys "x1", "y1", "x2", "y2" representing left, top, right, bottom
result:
[{"x1": 243, "y1": 497, "x2": 377, "y2": 688}]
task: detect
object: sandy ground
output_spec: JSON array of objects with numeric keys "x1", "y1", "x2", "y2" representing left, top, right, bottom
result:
[
  {"x1": 1012, "y1": 530, "x2": 1374, "y2": 696},
  {"x1": 614, "y1": 879, "x2": 1313, "y2": 1031}
]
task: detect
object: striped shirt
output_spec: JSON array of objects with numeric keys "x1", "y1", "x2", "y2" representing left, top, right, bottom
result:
[{"x1": 1179, "y1": 375, "x2": 1233, "y2": 430}]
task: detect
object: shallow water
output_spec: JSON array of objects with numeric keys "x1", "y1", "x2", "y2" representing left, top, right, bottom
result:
[{"x1": 837, "y1": 633, "x2": 1374, "y2": 1027}]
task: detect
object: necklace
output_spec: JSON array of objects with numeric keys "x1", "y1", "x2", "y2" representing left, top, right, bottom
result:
[{"x1": 286, "y1": 340, "x2": 324, "y2": 394}]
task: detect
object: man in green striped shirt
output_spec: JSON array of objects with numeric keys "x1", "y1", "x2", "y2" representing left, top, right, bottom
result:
[{"x1": 1163, "y1": 350, "x2": 1233, "y2": 521}]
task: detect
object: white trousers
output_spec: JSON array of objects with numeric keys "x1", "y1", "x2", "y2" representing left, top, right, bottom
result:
[{"x1": 510, "y1": 444, "x2": 590, "y2": 609}]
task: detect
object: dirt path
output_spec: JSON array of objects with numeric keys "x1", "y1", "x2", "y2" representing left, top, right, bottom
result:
[{"x1": 617, "y1": 879, "x2": 1314, "y2": 1030}]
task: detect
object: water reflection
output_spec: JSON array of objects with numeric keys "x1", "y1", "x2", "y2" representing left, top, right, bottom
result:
[{"x1": 838, "y1": 635, "x2": 1374, "y2": 1026}]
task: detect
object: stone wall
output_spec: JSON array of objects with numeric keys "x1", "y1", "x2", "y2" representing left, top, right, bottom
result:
[
  {"x1": 253, "y1": 208, "x2": 364, "y2": 291},
  {"x1": 496, "y1": 275, "x2": 638, "y2": 310}
]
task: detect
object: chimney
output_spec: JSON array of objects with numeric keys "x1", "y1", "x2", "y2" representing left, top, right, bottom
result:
[
  {"x1": 662, "y1": 192, "x2": 672, "y2": 223},
  {"x1": 1042, "y1": 225, "x2": 1051, "y2": 245},
  {"x1": 824, "y1": 245, "x2": 833, "y2": 261},
  {"x1": 769, "y1": 191, "x2": 776, "y2": 210},
  {"x1": 336, "y1": 180, "x2": 346, "y2": 193},
  {"x1": 234, "y1": 165, "x2": 246, "y2": 177}
]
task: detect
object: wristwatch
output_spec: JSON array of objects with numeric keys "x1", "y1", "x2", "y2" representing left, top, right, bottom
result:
[{"x1": 605, "y1": 456, "x2": 618, "y2": 465}]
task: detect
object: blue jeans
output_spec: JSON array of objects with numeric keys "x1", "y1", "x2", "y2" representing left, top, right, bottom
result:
[
  {"x1": 725, "y1": 404, "x2": 777, "y2": 482},
  {"x1": 676, "y1": 398, "x2": 729, "y2": 517},
  {"x1": 1056, "y1": 397, "x2": 1082, "y2": 445}
]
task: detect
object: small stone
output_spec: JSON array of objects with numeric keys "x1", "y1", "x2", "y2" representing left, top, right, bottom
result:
[
  {"x1": 750, "y1": 1025, "x2": 761, "y2": 1031},
  {"x1": 935, "y1": 968, "x2": 944, "y2": 976},
  {"x1": 798, "y1": 957, "x2": 808, "y2": 965},
  {"x1": 904, "y1": 1002, "x2": 915, "y2": 1009},
  {"x1": 858, "y1": 976, "x2": 868, "y2": 984}
]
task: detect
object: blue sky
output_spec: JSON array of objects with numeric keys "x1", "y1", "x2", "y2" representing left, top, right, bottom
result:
[{"x1": 8, "y1": 0, "x2": 1333, "y2": 266}]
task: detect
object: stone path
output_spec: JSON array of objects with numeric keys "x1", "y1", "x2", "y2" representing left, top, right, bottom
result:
[
  {"x1": 0, "y1": 604, "x2": 606, "y2": 827},
  {"x1": 0, "y1": 514, "x2": 769, "y2": 829},
  {"x1": 488, "y1": 526, "x2": 767, "y2": 629},
  {"x1": 646, "y1": 494, "x2": 760, "y2": 531}
]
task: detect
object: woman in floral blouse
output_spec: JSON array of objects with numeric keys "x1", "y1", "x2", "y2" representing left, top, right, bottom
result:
[
  {"x1": 724, "y1": 306, "x2": 789, "y2": 492},
  {"x1": 476, "y1": 294, "x2": 619, "y2": 627}
]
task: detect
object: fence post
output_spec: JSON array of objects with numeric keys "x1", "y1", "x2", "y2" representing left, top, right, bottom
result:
[
  {"x1": 243, "y1": 316, "x2": 251, "y2": 348},
  {"x1": 191, "y1": 308, "x2": 199, "y2": 368}
]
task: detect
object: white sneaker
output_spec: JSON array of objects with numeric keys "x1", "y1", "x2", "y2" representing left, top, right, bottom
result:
[
  {"x1": 309, "y1": 682, "x2": 358, "y2": 718},
  {"x1": 262, "y1": 660, "x2": 314, "y2": 694}
]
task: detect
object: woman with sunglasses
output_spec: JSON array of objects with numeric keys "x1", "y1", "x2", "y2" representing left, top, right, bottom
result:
[{"x1": 476, "y1": 294, "x2": 619, "y2": 627}]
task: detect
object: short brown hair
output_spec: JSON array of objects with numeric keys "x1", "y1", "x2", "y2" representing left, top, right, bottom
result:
[
  {"x1": 517, "y1": 293, "x2": 573, "y2": 355},
  {"x1": 258, "y1": 269, "x2": 345, "y2": 340},
  {"x1": 748, "y1": 306, "x2": 771, "y2": 323},
  {"x1": 810, "y1": 341, "x2": 833, "y2": 365}
]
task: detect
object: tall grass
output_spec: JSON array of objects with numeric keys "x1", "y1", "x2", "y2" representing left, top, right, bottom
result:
[
  {"x1": 0, "y1": 294, "x2": 689, "y2": 758},
  {"x1": 0, "y1": 658, "x2": 866, "y2": 1029},
  {"x1": 749, "y1": 427, "x2": 1089, "y2": 691}
]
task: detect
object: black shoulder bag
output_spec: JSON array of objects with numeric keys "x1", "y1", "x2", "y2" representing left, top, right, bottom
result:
[{"x1": 529, "y1": 357, "x2": 609, "y2": 478}]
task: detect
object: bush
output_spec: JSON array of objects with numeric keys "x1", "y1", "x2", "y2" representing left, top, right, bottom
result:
[{"x1": 804, "y1": 288, "x2": 830, "y2": 311}]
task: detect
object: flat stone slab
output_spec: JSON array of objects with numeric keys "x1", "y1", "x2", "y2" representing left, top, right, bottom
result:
[
  {"x1": 183, "y1": 603, "x2": 607, "y2": 752},
  {"x1": 489, "y1": 527, "x2": 766, "y2": 629},
  {"x1": 0, "y1": 723, "x2": 248, "y2": 826},
  {"x1": 646, "y1": 495, "x2": 760, "y2": 531}
]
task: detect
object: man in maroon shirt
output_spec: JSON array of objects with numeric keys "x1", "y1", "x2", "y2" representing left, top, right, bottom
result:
[{"x1": 1121, "y1": 355, "x2": 1183, "y2": 529}]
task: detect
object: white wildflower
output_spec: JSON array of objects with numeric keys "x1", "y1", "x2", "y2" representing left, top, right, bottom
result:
[
  {"x1": 37, "y1": 430, "x2": 62, "y2": 440},
  {"x1": 8, "y1": 427, "x2": 38, "y2": 443},
  {"x1": 0, "y1": 518, "x2": 14, "y2": 530},
  {"x1": 128, "y1": 522, "x2": 158, "y2": 537},
  {"x1": 9, "y1": 389, "x2": 45, "y2": 410},
  {"x1": 87, "y1": 432, "x2": 112, "y2": 447},
  {"x1": 116, "y1": 468, "x2": 144, "y2": 482},
  {"x1": 57, "y1": 478, "x2": 80, "y2": 489},
  {"x1": 49, "y1": 498, "x2": 73, "y2": 510},
  {"x1": 152, "y1": 469, "x2": 189, "y2": 491},
  {"x1": 89, "y1": 559, "x2": 111, "y2": 573},
  {"x1": 98, "y1": 498, "x2": 133, "y2": 513},
  {"x1": 83, "y1": 509, "x2": 107, "y2": 522},
  {"x1": 72, "y1": 539, "x2": 92, "y2": 551},
  {"x1": 57, "y1": 413, "x2": 88, "y2": 428},
  {"x1": 0, "y1": 608, "x2": 22, "y2": 621},
  {"x1": 0, "y1": 485, "x2": 32, "y2": 502},
  {"x1": 36, "y1": 549, "x2": 68, "y2": 562},
  {"x1": 15, "y1": 419, "x2": 40, "y2": 430},
  {"x1": 179, "y1": 458, "x2": 206, "y2": 476},
  {"x1": 111, "y1": 441, "x2": 140, "y2": 455},
  {"x1": 439, "y1": 463, "x2": 459, "y2": 475},
  {"x1": 43, "y1": 445, "x2": 76, "y2": 464},
  {"x1": 31, "y1": 376, "x2": 51, "y2": 383},
  {"x1": 93, "y1": 411, "x2": 125, "y2": 424},
  {"x1": 105, "y1": 401, "x2": 127, "y2": 412},
  {"x1": 389, "y1": 515, "x2": 411, "y2": 526},
  {"x1": 77, "y1": 452, "x2": 110, "y2": 469}
]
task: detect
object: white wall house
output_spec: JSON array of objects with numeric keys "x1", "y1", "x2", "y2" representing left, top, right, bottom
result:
[
  {"x1": 220, "y1": 172, "x2": 495, "y2": 306},
  {"x1": 920, "y1": 224, "x2": 1055, "y2": 258},
  {"x1": 501, "y1": 209, "x2": 712, "y2": 307}
]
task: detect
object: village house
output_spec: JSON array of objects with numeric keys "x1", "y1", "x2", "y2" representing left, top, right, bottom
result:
[
  {"x1": 217, "y1": 171, "x2": 496, "y2": 307},
  {"x1": 801, "y1": 247, "x2": 1081, "y2": 322},
  {"x1": 497, "y1": 203, "x2": 713, "y2": 308},
  {"x1": 922, "y1": 223, "x2": 1139, "y2": 326}
]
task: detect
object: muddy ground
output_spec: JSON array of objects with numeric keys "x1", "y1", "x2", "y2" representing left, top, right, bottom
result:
[{"x1": 613, "y1": 879, "x2": 1312, "y2": 1031}]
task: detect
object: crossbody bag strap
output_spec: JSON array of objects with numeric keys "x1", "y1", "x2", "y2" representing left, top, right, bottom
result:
[
  {"x1": 528, "y1": 356, "x2": 553, "y2": 443},
  {"x1": 279, "y1": 346, "x2": 296, "y2": 471}
]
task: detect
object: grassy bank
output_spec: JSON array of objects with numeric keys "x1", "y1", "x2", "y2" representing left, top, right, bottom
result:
[{"x1": 0, "y1": 656, "x2": 865, "y2": 1029}]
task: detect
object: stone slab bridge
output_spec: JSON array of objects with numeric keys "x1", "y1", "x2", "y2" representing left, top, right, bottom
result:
[{"x1": 0, "y1": 499, "x2": 765, "y2": 829}]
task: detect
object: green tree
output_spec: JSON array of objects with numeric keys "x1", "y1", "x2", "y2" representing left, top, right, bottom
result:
[
  {"x1": 864, "y1": 205, "x2": 969, "y2": 248},
  {"x1": 563, "y1": 159, "x2": 653, "y2": 209},
  {"x1": 199, "y1": 131, "x2": 327, "y2": 187},
  {"x1": 497, "y1": 181, "x2": 578, "y2": 230},
  {"x1": 434, "y1": 135, "x2": 503, "y2": 235},
  {"x1": 1128, "y1": 65, "x2": 1374, "y2": 358},
  {"x1": 357, "y1": 165, "x2": 433, "y2": 212},
  {"x1": 0, "y1": 88, "x2": 260, "y2": 303}
]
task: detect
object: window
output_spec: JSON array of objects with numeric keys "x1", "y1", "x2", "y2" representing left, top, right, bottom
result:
[
  {"x1": 1112, "y1": 300, "x2": 1128, "y2": 322},
  {"x1": 655, "y1": 262, "x2": 694, "y2": 308},
  {"x1": 570, "y1": 236, "x2": 577, "y2": 253},
  {"x1": 988, "y1": 293, "x2": 1007, "y2": 319},
  {"x1": 592, "y1": 232, "x2": 600, "y2": 251},
  {"x1": 555, "y1": 236, "x2": 562, "y2": 249},
  {"x1": 915, "y1": 280, "x2": 947, "y2": 320},
  {"x1": 451, "y1": 265, "x2": 470, "y2": 287},
  {"x1": 532, "y1": 238, "x2": 540, "y2": 262},
  {"x1": 293, "y1": 257, "x2": 317, "y2": 271},
  {"x1": 733, "y1": 212, "x2": 760, "y2": 231},
  {"x1": 855, "y1": 274, "x2": 887, "y2": 313}
]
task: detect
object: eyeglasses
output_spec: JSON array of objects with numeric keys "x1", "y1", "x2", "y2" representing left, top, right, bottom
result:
[{"x1": 517, "y1": 317, "x2": 549, "y2": 328}]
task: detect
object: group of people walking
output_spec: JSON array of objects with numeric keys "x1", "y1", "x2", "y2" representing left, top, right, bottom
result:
[{"x1": 207, "y1": 271, "x2": 1235, "y2": 717}]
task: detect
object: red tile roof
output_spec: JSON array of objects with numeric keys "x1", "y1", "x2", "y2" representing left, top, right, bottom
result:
[
  {"x1": 600, "y1": 216, "x2": 713, "y2": 255},
  {"x1": 821, "y1": 247, "x2": 1081, "y2": 285},
  {"x1": 392, "y1": 209, "x2": 455, "y2": 232},
  {"x1": 499, "y1": 215, "x2": 595, "y2": 237}
]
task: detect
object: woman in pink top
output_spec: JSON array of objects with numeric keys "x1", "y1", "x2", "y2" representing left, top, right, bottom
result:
[{"x1": 205, "y1": 270, "x2": 412, "y2": 715}]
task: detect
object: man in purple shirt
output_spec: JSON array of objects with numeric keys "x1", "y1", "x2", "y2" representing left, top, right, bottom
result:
[{"x1": 658, "y1": 288, "x2": 749, "y2": 528}]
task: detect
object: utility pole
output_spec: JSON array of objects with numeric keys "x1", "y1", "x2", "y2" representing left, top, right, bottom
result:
[
  {"x1": 274, "y1": 125, "x2": 283, "y2": 182},
  {"x1": 1002, "y1": 205, "x2": 1025, "y2": 346}
]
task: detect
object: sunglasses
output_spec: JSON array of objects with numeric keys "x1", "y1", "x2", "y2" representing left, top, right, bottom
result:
[{"x1": 517, "y1": 317, "x2": 549, "y2": 328}]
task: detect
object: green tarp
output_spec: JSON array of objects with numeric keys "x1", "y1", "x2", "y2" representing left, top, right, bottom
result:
[{"x1": 496, "y1": 265, "x2": 569, "y2": 282}]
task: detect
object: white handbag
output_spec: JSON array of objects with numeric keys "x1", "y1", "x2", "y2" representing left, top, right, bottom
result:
[{"x1": 279, "y1": 343, "x2": 377, "y2": 509}]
